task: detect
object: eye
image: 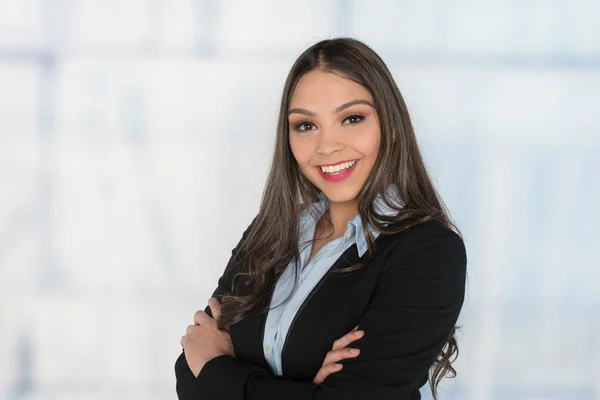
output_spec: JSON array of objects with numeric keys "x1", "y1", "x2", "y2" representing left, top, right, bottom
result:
[
  {"x1": 292, "y1": 121, "x2": 316, "y2": 132},
  {"x1": 342, "y1": 114, "x2": 365, "y2": 125}
]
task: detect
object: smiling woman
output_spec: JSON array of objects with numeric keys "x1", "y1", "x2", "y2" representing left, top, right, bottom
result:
[
  {"x1": 175, "y1": 37, "x2": 467, "y2": 400},
  {"x1": 287, "y1": 72, "x2": 381, "y2": 199}
]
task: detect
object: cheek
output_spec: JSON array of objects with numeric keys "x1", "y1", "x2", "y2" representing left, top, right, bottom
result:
[
  {"x1": 290, "y1": 139, "x2": 322, "y2": 182},
  {"x1": 370, "y1": 131, "x2": 381, "y2": 159},
  {"x1": 289, "y1": 136, "x2": 314, "y2": 167},
  {"x1": 355, "y1": 126, "x2": 381, "y2": 162}
]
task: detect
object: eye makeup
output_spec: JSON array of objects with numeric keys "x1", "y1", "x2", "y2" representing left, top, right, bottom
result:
[{"x1": 290, "y1": 113, "x2": 367, "y2": 133}]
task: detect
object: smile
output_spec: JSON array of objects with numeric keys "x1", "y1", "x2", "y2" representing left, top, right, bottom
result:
[
  {"x1": 318, "y1": 160, "x2": 357, "y2": 174},
  {"x1": 316, "y1": 159, "x2": 359, "y2": 183}
]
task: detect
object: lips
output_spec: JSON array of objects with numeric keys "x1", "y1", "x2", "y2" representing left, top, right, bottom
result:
[
  {"x1": 316, "y1": 159, "x2": 359, "y2": 183},
  {"x1": 318, "y1": 159, "x2": 357, "y2": 175},
  {"x1": 318, "y1": 159, "x2": 357, "y2": 168}
]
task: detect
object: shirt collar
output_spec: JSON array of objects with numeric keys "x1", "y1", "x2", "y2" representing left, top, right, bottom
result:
[{"x1": 302, "y1": 183, "x2": 403, "y2": 257}]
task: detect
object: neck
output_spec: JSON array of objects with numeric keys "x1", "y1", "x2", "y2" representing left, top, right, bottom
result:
[{"x1": 322, "y1": 198, "x2": 358, "y2": 236}]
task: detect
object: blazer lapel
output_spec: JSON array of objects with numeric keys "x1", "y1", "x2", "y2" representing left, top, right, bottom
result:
[
  {"x1": 228, "y1": 293, "x2": 272, "y2": 371},
  {"x1": 280, "y1": 230, "x2": 400, "y2": 378},
  {"x1": 280, "y1": 243, "x2": 376, "y2": 377},
  {"x1": 228, "y1": 231, "x2": 395, "y2": 378}
]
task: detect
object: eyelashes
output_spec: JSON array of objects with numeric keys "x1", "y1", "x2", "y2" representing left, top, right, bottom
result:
[
  {"x1": 343, "y1": 114, "x2": 365, "y2": 125},
  {"x1": 291, "y1": 114, "x2": 366, "y2": 133},
  {"x1": 292, "y1": 121, "x2": 315, "y2": 132}
]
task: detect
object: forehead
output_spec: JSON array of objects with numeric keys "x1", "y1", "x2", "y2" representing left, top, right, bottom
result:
[{"x1": 289, "y1": 70, "x2": 372, "y2": 108}]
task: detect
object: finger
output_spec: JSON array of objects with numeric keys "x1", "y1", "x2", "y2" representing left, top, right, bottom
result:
[
  {"x1": 313, "y1": 364, "x2": 341, "y2": 385},
  {"x1": 313, "y1": 363, "x2": 343, "y2": 385},
  {"x1": 180, "y1": 335, "x2": 189, "y2": 348},
  {"x1": 194, "y1": 309, "x2": 212, "y2": 326},
  {"x1": 207, "y1": 297, "x2": 222, "y2": 320},
  {"x1": 186, "y1": 324, "x2": 198, "y2": 335},
  {"x1": 323, "y1": 347, "x2": 361, "y2": 365},
  {"x1": 331, "y1": 329, "x2": 364, "y2": 351}
]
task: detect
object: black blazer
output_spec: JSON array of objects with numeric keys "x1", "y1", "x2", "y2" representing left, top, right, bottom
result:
[{"x1": 175, "y1": 217, "x2": 467, "y2": 400}]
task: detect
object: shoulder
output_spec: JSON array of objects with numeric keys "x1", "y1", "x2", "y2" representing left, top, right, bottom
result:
[
  {"x1": 380, "y1": 219, "x2": 467, "y2": 277},
  {"x1": 395, "y1": 219, "x2": 464, "y2": 247}
]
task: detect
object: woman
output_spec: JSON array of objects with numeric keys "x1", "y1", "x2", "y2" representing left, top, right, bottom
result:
[{"x1": 175, "y1": 37, "x2": 467, "y2": 400}]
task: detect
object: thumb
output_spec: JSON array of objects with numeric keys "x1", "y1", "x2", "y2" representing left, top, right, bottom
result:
[{"x1": 208, "y1": 297, "x2": 222, "y2": 320}]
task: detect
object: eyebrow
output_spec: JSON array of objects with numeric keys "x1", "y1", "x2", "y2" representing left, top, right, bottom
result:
[{"x1": 288, "y1": 99, "x2": 374, "y2": 117}]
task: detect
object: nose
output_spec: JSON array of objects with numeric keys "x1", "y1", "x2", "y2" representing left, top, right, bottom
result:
[{"x1": 315, "y1": 126, "x2": 344, "y2": 156}]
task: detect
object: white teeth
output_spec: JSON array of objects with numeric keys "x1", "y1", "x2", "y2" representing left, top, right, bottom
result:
[{"x1": 320, "y1": 160, "x2": 357, "y2": 174}]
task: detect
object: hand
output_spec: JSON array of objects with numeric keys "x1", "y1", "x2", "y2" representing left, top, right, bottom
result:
[
  {"x1": 313, "y1": 325, "x2": 364, "y2": 385},
  {"x1": 181, "y1": 297, "x2": 235, "y2": 378}
]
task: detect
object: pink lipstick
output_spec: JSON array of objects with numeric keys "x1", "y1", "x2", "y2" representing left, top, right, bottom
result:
[{"x1": 316, "y1": 160, "x2": 359, "y2": 183}]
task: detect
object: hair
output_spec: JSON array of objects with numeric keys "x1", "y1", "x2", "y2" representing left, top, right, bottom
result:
[{"x1": 217, "y1": 37, "x2": 463, "y2": 399}]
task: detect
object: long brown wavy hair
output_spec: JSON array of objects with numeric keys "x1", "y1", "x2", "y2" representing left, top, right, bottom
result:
[{"x1": 217, "y1": 37, "x2": 464, "y2": 399}]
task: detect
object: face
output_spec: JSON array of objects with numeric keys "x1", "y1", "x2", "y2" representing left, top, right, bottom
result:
[{"x1": 288, "y1": 70, "x2": 381, "y2": 204}]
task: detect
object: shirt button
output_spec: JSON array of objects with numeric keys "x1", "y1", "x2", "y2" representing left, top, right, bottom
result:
[
  {"x1": 345, "y1": 231, "x2": 354, "y2": 239},
  {"x1": 265, "y1": 347, "x2": 271, "y2": 356}
]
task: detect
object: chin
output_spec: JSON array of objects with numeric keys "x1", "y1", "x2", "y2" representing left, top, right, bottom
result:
[{"x1": 320, "y1": 186, "x2": 360, "y2": 204}]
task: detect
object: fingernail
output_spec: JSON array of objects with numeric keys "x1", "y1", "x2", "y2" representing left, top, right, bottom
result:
[
  {"x1": 354, "y1": 330, "x2": 363, "y2": 336},
  {"x1": 334, "y1": 363, "x2": 343, "y2": 369},
  {"x1": 350, "y1": 349, "x2": 360, "y2": 355}
]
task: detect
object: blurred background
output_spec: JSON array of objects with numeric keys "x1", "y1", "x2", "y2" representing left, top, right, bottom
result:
[{"x1": 1, "y1": 0, "x2": 599, "y2": 399}]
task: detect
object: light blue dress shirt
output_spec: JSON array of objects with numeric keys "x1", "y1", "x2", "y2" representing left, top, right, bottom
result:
[{"x1": 262, "y1": 184, "x2": 403, "y2": 375}]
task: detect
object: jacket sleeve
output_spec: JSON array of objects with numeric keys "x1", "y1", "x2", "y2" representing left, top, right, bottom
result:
[
  {"x1": 186, "y1": 222, "x2": 468, "y2": 400},
  {"x1": 175, "y1": 215, "x2": 260, "y2": 400}
]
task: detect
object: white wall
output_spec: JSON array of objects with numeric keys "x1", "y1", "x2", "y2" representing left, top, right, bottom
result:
[{"x1": 0, "y1": 1, "x2": 598, "y2": 399}]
